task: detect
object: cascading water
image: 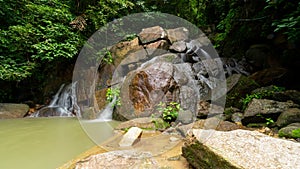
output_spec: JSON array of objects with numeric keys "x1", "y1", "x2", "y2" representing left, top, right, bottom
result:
[
  {"x1": 30, "y1": 82, "x2": 80, "y2": 117},
  {"x1": 97, "y1": 95, "x2": 117, "y2": 121}
]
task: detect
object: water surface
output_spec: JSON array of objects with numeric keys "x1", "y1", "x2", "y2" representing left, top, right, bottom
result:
[{"x1": 0, "y1": 117, "x2": 117, "y2": 169}]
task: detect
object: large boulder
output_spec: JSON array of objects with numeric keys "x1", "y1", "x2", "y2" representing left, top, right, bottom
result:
[
  {"x1": 182, "y1": 129, "x2": 300, "y2": 169},
  {"x1": 0, "y1": 103, "x2": 29, "y2": 119}
]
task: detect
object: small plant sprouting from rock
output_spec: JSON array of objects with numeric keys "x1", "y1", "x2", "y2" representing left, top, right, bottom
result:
[
  {"x1": 256, "y1": 114, "x2": 275, "y2": 127},
  {"x1": 157, "y1": 101, "x2": 180, "y2": 123},
  {"x1": 106, "y1": 88, "x2": 121, "y2": 107},
  {"x1": 103, "y1": 49, "x2": 113, "y2": 64},
  {"x1": 97, "y1": 48, "x2": 113, "y2": 64}
]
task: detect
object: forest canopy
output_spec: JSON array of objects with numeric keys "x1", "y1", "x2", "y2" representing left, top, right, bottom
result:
[{"x1": 0, "y1": 0, "x2": 299, "y2": 102}]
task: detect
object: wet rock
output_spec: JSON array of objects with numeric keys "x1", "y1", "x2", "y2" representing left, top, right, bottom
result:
[
  {"x1": 138, "y1": 26, "x2": 167, "y2": 44},
  {"x1": 166, "y1": 27, "x2": 189, "y2": 43},
  {"x1": 242, "y1": 99, "x2": 299, "y2": 125},
  {"x1": 183, "y1": 129, "x2": 300, "y2": 169},
  {"x1": 276, "y1": 108, "x2": 300, "y2": 127},
  {"x1": 33, "y1": 107, "x2": 73, "y2": 117},
  {"x1": 169, "y1": 41, "x2": 187, "y2": 52},
  {"x1": 0, "y1": 103, "x2": 29, "y2": 119},
  {"x1": 278, "y1": 123, "x2": 300, "y2": 138},
  {"x1": 119, "y1": 127, "x2": 143, "y2": 147}
]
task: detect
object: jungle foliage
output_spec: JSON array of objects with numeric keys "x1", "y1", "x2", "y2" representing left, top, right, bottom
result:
[{"x1": 0, "y1": 0, "x2": 299, "y2": 102}]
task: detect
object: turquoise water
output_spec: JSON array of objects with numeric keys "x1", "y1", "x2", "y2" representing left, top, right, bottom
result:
[{"x1": 0, "y1": 117, "x2": 117, "y2": 169}]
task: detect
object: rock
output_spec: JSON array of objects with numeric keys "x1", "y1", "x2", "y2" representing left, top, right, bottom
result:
[
  {"x1": 95, "y1": 89, "x2": 108, "y2": 112},
  {"x1": 97, "y1": 37, "x2": 143, "y2": 89},
  {"x1": 221, "y1": 57, "x2": 250, "y2": 76},
  {"x1": 75, "y1": 150, "x2": 157, "y2": 169},
  {"x1": 197, "y1": 100, "x2": 210, "y2": 118},
  {"x1": 183, "y1": 129, "x2": 300, "y2": 169},
  {"x1": 166, "y1": 27, "x2": 189, "y2": 43},
  {"x1": 169, "y1": 41, "x2": 187, "y2": 52},
  {"x1": 226, "y1": 74, "x2": 242, "y2": 92},
  {"x1": 223, "y1": 107, "x2": 241, "y2": 121},
  {"x1": 231, "y1": 112, "x2": 244, "y2": 123},
  {"x1": 177, "y1": 109, "x2": 194, "y2": 124},
  {"x1": 192, "y1": 117, "x2": 242, "y2": 131},
  {"x1": 144, "y1": 39, "x2": 169, "y2": 56},
  {"x1": 242, "y1": 99, "x2": 299, "y2": 125},
  {"x1": 119, "y1": 127, "x2": 143, "y2": 147},
  {"x1": 178, "y1": 86, "x2": 197, "y2": 117},
  {"x1": 249, "y1": 67, "x2": 288, "y2": 86},
  {"x1": 245, "y1": 44, "x2": 278, "y2": 70},
  {"x1": 0, "y1": 103, "x2": 29, "y2": 119},
  {"x1": 115, "y1": 117, "x2": 166, "y2": 130},
  {"x1": 169, "y1": 136, "x2": 180, "y2": 142},
  {"x1": 268, "y1": 90, "x2": 300, "y2": 105},
  {"x1": 33, "y1": 106, "x2": 73, "y2": 117},
  {"x1": 128, "y1": 62, "x2": 175, "y2": 116},
  {"x1": 278, "y1": 123, "x2": 300, "y2": 139},
  {"x1": 276, "y1": 108, "x2": 300, "y2": 127},
  {"x1": 225, "y1": 75, "x2": 259, "y2": 109},
  {"x1": 138, "y1": 26, "x2": 167, "y2": 44}
]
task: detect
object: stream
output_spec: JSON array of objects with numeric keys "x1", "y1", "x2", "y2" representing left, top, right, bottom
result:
[{"x1": 0, "y1": 117, "x2": 119, "y2": 169}]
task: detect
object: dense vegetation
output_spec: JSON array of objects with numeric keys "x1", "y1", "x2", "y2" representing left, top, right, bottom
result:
[{"x1": 0, "y1": 0, "x2": 299, "y2": 103}]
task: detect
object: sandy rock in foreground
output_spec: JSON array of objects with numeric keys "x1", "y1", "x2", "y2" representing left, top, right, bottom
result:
[{"x1": 183, "y1": 129, "x2": 300, "y2": 169}]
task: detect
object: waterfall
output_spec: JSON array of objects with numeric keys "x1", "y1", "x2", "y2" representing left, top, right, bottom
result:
[
  {"x1": 30, "y1": 83, "x2": 80, "y2": 117},
  {"x1": 97, "y1": 95, "x2": 117, "y2": 121}
]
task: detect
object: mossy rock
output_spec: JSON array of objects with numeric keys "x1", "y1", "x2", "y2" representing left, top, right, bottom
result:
[
  {"x1": 226, "y1": 75, "x2": 259, "y2": 109},
  {"x1": 182, "y1": 138, "x2": 240, "y2": 169},
  {"x1": 278, "y1": 123, "x2": 300, "y2": 139}
]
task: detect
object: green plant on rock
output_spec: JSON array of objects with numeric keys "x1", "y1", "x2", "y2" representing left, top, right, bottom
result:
[
  {"x1": 157, "y1": 101, "x2": 180, "y2": 123},
  {"x1": 106, "y1": 87, "x2": 121, "y2": 107},
  {"x1": 103, "y1": 50, "x2": 113, "y2": 64},
  {"x1": 241, "y1": 85, "x2": 285, "y2": 110},
  {"x1": 256, "y1": 114, "x2": 275, "y2": 127}
]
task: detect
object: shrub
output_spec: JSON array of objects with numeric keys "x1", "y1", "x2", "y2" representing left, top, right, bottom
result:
[{"x1": 157, "y1": 101, "x2": 180, "y2": 123}]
